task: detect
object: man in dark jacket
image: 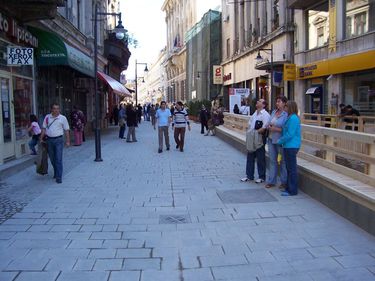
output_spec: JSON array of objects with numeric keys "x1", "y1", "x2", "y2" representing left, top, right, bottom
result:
[
  {"x1": 126, "y1": 104, "x2": 138, "y2": 142},
  {"x1": 199, "y1": 105, "x2": 209, "y2": 134}
]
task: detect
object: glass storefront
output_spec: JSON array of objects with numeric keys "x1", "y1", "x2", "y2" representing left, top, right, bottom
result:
[
  {"x1": 343, "y1": 70, "x2": 375, "y2": 115},
  {"x1": 13, "y1": 77, "x2": 33, "y2": 140}
]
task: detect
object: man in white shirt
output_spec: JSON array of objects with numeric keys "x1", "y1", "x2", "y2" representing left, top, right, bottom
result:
[
  {"x1": 40, "y1": 103, "x2": 70, "y2": 184},
  {"x1": 241, "y1": 99, "x2": 270, "y2": 184},
  {"x1": 240, "y1": 101, "x2": 250, "y2": 115}
]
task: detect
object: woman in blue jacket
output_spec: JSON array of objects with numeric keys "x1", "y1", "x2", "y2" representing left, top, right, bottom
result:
[{"x1": 277, "y1": 101, "x2": 301, "y2": 196}]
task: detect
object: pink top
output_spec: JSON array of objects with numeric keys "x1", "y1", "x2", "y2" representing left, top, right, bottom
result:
[{"x1": 31, "y1": 121, "x2": 41, "y2": 135}]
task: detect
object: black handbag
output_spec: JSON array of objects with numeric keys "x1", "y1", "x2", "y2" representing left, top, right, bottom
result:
[{"x1": 254, "y1": 120, "x2": 263, "y2": 130}]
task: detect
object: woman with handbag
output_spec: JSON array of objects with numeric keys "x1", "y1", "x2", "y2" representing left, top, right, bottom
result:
[{"x1": 265, "y1": 96, "x2": 288, "y2": 189}]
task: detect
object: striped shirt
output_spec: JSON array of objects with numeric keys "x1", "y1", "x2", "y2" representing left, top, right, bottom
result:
[{"x1": 172, "y1": 108, "x2": 190, "y2": 128}]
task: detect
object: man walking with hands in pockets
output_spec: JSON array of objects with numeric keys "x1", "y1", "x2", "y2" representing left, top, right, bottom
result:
[
  {"x1": 40, "y1": 103, "x2": 70, "y2": 184},
  {"x1": 172, "y1": 101, "x2": 191, "y2": 152}
]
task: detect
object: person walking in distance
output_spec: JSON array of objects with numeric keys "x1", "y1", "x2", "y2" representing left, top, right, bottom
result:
[
  {"x1": 27, "y1": 114, "x2": 41, "y2": 155},
  {"x1": 70, "y1": 106, "x2": 84, "y2": 146},
  {"x1": 156, "y1": 101, "x2": 172, "y2": 153},
  {"x1": 126, "y1": 104, "x2": 137, "y2": 142},
  {"x1": 199, "y1": 105, "x2": 209, "y2": 134},
  {"x1": 150, "y1": 104, "x2": 156, "y2": 130},
  {"x1": 172, "y1": 101, "x2": 191, "y2": 152},
  {"x1": 118, "y1": 104, "x2": 126, "y2": 139},
  {"x1": 40, "y1": 103, "x2": 70, "y2": 184}
]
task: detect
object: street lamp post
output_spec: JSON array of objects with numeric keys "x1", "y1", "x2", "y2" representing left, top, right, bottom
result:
[
  {"x1": 93, "y1": 3, "x2": 126, "y2": 162},
  {"x1": 135, "y1": 60, "x2": 148, "y2": 105},
  {"x1": 255, "y1": 44, "x2": 274, "y2": 103}
]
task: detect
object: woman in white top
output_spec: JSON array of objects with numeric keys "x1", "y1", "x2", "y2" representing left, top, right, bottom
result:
[{"x1": 28, "y1": 114, "x2": 41, "y2": 155}]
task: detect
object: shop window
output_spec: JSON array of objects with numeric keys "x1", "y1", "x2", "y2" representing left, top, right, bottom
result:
[
  {"x1": 344, "y1": 71, "x2": 375, "y2": 116},
  {"x1": 307, "y1": 2, "x2": 329, "y2": 50},
  {"x1": 346, "y1": 0, "x2": 375, "y2": 38},
  {"x1": 13, "y1": 77, "x2": 33, "y2": 140}
]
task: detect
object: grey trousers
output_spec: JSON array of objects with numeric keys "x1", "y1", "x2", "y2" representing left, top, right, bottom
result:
[
  {"x1": 158, "y1": 126, "x2": 170, "y2": 150},
  {"x1": 127, "y1": 126, "x2": 136, "y2": 141}
]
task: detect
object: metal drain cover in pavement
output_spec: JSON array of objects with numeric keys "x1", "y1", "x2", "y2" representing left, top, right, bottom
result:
[
  {"x1": 159, "y1": 215, "x2": 191, "y2": 224},
  {"x1": 217, "y1": 189, "x2": 277, "y2": 204}
]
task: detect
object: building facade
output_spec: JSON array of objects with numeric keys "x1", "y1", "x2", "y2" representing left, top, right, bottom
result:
[
  {"x1": 0, "y1": 0, "x2": 131, "y2": 163},
  {"x1": 138, "y1": 48, "x2": 167, "y2": 105},
  {"x1": 185, "y1": 10, "x2": 222, "y2": 103},
  {"x1": 220, "y1": 0, "x2": 294, "y2": 111},
  {"x1": 291, "y1": 0, "x2": 375, "y2": 115},
  {"x1": 162, "y1": 0, "x2": 197, "y2": 103},
  {"x1": 0, "y1": 1, "x2": 65, "y2": 163}
]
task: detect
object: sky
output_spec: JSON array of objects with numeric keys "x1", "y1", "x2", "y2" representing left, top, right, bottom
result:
[{"x1": 120, "y1": 0, "x2": 221, "y2": 80}]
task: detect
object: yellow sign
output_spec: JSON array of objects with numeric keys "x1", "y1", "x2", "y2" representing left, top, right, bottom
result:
[
  {"x1": 283, "y1": 64, "x2": 296, "y2": 81},
  {"x1": 297, "y1": 50, "x2": 375, "y2": 79},
  {"x1": 328, "y1": 0, "x2": 337, "y2": 53}
]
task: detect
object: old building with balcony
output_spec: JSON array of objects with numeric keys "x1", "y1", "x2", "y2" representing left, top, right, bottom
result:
[
  {"x1": 162, "y1": 0, "x2": 197, "y2": 103},
  {"x1": 290, "y1": 0, "x2": 375, "y2": 116},
  {"x1": 220, "y1": 0, "x2": 295, "y2": 111}
]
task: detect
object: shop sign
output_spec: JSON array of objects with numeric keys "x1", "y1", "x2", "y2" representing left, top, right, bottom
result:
[
  {"x1": 0, "y1": 12, "x2": 38, "y2": 48},
  {"x1": 213, "y1": 65, "x2": 223, "y2": 84},
  {"x1": 283, "y1": 64, "x2": 296, "y2": 81},
  {"x1": 223, "y1": 73, "x2": 232, "y2": 82},
  {"x1": 7, "y1": 46, "x2": 33, "y2": 65},
  {"x1": 234, "y1": 88, "x2": 250, "y2": 97}
]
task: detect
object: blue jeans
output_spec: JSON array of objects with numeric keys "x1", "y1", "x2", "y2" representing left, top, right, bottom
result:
[
  {"x1": 28, "y1": 135, "x2": 39, "y2": 154},
  {"x1": 119, "y1": 125, "x2": 126, "y2": 138},
  {"x1": 47, "y1": 137, "x2": 64, "y2": 180},
  {"x1": 284, "y1": 148, "x2": 299, "y2": 195},
  {"x1": 267, "y1": 139, "x2": 287, "y2": 185},
  {"x1": 246, "y1": 145, "x2": 266, "y2": 180}
]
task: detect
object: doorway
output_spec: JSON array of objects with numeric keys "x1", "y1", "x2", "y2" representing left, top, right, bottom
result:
[{"x1": 0, "y1": 75, "x2": 15, "y2": 160}]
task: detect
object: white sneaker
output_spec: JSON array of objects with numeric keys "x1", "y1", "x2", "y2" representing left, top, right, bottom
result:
[
  {"x1": 240, "y1": 177, "x2": 251, "y2": 182},
  {"x1": 255, "y1": 179, "x2": 265, "y2": 184}
]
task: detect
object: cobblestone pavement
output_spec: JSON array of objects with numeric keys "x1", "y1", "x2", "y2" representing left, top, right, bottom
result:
[
  {"x1": 0, "y1": 122, "x2": 374, "y2": 281},
  {"x1": 0, "y1": 128, "x2": 118, "y2": 224}
]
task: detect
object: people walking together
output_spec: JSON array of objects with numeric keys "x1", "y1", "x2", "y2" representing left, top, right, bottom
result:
[
  {"x1": 172, "y1": 101, "x2": 191, "y2": 152},
  {"x1": 40, "y1": 103, "x2": 70, "y2": 184},
  {"x1": 156, "y1": 101, "x2": 172, "y2": 153},
  {"x1": 70, "y1": 106, "x2": 85, "y2": 146},
  {"x1": 241, "y1": 99, "x2": 270, "y2": 184},
  {"x1": 265, "y1": 96, "x2": 288, "y2": 189},
  {"x1": 27, "y1": 114, "x2": 41, "y2": 155},
  {"x1": 278, "y1": 101, "x2": 301, "y2": 196},
  {"x1": 118, "y1": 104, "x2": 127, "y2": 139},
  {"x1": 126, "y1": 104, "x2": 137, "y2": 142}
]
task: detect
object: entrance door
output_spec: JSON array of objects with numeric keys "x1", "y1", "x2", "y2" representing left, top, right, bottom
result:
[{"x1": 0, "y1": 76, "x2": 15, "y2": 159}]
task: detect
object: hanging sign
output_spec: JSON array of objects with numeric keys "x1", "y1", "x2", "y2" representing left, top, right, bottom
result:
[
  {"x1": 7, "y1": 46, "x2": 34, "y2": 66},
  {"x1": 213, "y1": 65, "x2": 223, "y2": 84}
]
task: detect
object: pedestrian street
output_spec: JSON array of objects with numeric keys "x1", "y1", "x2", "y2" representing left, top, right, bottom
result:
[{"x1": 0, "y1": 122, "x2": 374, "y2": 281}]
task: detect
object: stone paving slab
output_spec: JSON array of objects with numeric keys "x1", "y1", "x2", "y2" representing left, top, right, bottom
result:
[{"x1": 0, "y1": 122, "x2": 374, "y2": 280}]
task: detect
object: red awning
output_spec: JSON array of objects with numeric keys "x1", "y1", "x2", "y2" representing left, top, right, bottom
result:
[{"x1": 97, "y1": 71, "x2": 131, "y2": 97}]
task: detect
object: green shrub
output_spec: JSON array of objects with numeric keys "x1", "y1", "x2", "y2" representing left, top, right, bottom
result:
[{"x1": 186, "y1": 100, "x2": 211, "y2": 117}]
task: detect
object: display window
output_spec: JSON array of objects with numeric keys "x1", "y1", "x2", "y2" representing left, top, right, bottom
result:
[
  {"x1": 343, "y1": 70, "x2": 375, "y2": 115},
  {"x1": 13, "y1": 77, "x2": 33, "y2": 140}
]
